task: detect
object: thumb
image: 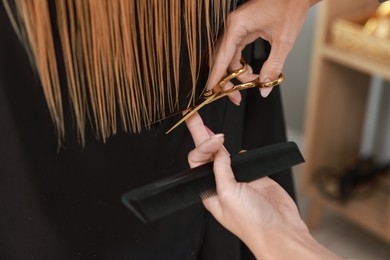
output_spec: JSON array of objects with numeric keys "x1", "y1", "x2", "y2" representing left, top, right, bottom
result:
[
  {"x1": 259, "y1": 40, "x2": 292, "y2": 97},
  {"x1": 213, "y1": 147, "x2": 236, "y2": 193}
]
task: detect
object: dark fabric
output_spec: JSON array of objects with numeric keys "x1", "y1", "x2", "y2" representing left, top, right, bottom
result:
[{"x1": 0, "y1": 3, "x2": 294, "y2": 260}]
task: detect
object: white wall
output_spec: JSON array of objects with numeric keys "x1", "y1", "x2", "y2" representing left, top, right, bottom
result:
[
  {"x1": 373, "y1": 82, "x2": 390, "y2": 162},
  {"x1": 281, "y1": 6, "x2": 318, "y2": 132}
]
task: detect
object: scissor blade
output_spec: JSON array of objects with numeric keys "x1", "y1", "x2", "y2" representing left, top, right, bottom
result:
[
  {"x1": 144, "y1": 108, "x2": 189, "y2": 127},
  {"x1": 165, "y1": 111, "x2": 193, "y2": 134},
  {"x1": 165, "y1": 95, "x2": 215, "y2": 134}
]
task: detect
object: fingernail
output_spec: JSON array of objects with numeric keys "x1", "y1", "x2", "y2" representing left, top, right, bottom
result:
[
  {"x1": 212, "y1": 133, "x2": 224, "y2": 140},
  {"x1": 232, "y1": 98, "x2": 241, "y2": 106},
  {"x1": 259, "y1": 78, "x2": 271, "y2": 98},
  {"x1": 230, "y1": 95, "x2": 242, "y2": 106},
  {"x1": 210, "y1": 134, "x2": 224, "y2": 140},
  {"x1": 259, "y1": 87, "x2": 272, "y2": 98}
]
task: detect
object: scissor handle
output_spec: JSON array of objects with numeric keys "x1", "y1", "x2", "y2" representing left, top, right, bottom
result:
[
  {"x1": 218, "y1": 63, "x2": 248, "y2": 86},
  {"x1": 203, "y1": 61, "x2": 248, "y2": 97},
  {"x1": 205, "y1": 59, "x2": 284, "y2": 97},
  {"x1": 165, "y1": 61, "x2": 285, "y2": 134},
  {"x1": 236, "y1": 73, "x2": 285, "y2": 90},
  {"x1": 211, "y1": 73, "x2": 285, "y2": 102}
]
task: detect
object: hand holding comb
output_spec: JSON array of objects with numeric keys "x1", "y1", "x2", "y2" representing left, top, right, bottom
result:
[{"x1": 122, "y1": 141, "x2": 304, "y2": 223}]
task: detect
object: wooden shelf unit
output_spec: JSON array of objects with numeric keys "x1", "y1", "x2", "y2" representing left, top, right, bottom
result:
[{"x1": 303, "y1": 0, "x2": 390, "y2": 242}]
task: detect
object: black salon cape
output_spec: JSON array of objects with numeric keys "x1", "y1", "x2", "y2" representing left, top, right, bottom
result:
[{"x1": 0, "y1": 4, "x2": 295, "y2": 260}]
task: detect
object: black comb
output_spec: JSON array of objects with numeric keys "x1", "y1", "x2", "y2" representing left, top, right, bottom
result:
[{"x1": 122, "y1": 141, "x2": 304, "y2": 223}]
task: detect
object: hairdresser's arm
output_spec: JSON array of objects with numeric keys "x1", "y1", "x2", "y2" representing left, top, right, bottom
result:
[
  {"x1": 186, "y1": 112, "x2": 340, "y2": 259},
  {"x1": 207, "y1": 0, "x2": 321, "y2": 100}
]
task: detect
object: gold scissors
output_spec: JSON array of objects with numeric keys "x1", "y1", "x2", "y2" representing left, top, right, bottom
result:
[{"x1": 166, "y1": 60, "x2": 284, "y2": 134}]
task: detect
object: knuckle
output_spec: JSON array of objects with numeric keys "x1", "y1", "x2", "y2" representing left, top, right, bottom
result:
[
  {"x1": 226, "y1": 13, "x2": 246, "y2": 36},
  {"x1": 218, "y1": 190, "x2": 231, "y2": 201},
  {"x1": 274, "y1": 36, "x2": 294, "y2": 51},
  {"x1": 187, "y1": 150, "x2": 196, "y2": 163},
  {"x1": 226, "y1": 12, "x2": 239, "y2": 27},
  {"x1": 267, "y1": 60, "x2": 284, "y2": 72},
  {"x1": 263, "y1": 58, "x2": 284, "y2": 75}
]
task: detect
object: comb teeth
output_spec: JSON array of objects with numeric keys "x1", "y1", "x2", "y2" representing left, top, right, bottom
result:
[
  {"x1": 134, "y1": 174, "x2": 216, "y2": 221},
  {"x1": 122, "y1": 142, "x2": 304, "y2": 223}
]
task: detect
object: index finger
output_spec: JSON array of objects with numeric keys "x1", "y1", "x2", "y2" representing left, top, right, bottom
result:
[
  {"x1": 206, "y1": 27, "x2": 241, "y2": 90},
  {"x1": 185, "y1": 112, "x2": 212, "y2": 147}
]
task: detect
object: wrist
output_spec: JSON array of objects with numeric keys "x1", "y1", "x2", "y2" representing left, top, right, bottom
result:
[
  {"x1": 309, "y1": 0, "x2": 322, "y2": 7},
  {"x1": 243, "y1": 229, "x2": 307, "y2": 259},
  {"x1": 243, "y1": 229, "x2": 341, "y2": 260},
  {"x1": 293, "y1": 0, "x2": 321, "y2": 11}
]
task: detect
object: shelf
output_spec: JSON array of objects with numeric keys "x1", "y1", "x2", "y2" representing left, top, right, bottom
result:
[
  {"x1": 303, "y1": 0, "x2": 390, "y2": 244},
  {"x1": 307, "y1": 185, "x2": 390, "y2": 242},
  {"x1": 322, "y1": 45, "x2": 390, "y2": 82}
]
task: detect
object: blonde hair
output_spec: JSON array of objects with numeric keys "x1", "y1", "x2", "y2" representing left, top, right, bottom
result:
[{"x1": 3, "y1": 0, "x2": 237, "y2": 144}]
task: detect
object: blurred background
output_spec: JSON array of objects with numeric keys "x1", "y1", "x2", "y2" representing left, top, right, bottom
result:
[{"x1": 283, "y1": 0, "x2": 390, "y2": 258}]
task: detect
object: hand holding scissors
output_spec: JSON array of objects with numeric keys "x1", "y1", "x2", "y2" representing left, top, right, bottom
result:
[
  {"x1": 166, "y1": 60, "x2": 284, "y2": 134},
  {"x1": 206, "y1": 0, "x2": 315, "y2": 98}
]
